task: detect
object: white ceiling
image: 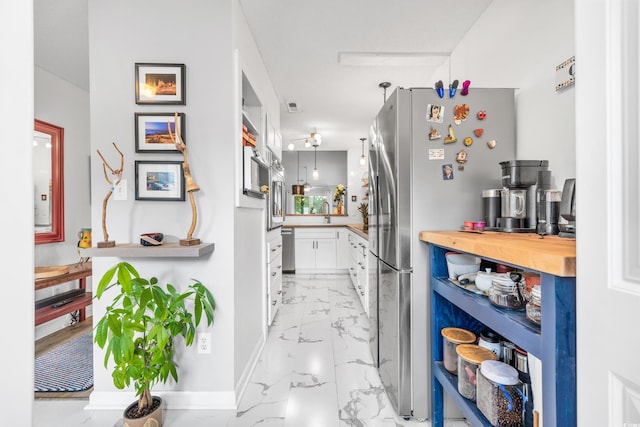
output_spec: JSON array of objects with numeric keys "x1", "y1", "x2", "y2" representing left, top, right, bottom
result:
[{"x1": 34, "y1": 0, "x2": 494, "y2": 152}]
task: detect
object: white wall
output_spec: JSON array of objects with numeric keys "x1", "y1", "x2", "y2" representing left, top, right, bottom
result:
[
  {"x1": 0, "y1": 0, "x2": 34, "y2": 422},
  {"x1": 439, "y1": 0, "x2": 575, "y2": 188},
  {"x1": 87, "y1": 0, "x2": 240, "y2": 409},
  {"x1": 34, "y1": 66, "x2": 92, "y2": 339},
  {"x1": 231, "y1": 0, "x2": 281, "y2": 394}
]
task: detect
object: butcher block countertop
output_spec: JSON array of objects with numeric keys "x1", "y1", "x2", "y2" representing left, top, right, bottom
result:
[{"x1": 419, "y1": 230, "x2": 576, "y2": 277}]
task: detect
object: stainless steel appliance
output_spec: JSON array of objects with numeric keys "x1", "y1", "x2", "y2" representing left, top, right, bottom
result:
[
  {"x1": 281, "y1": 227, "x2": 295, "y2": 273},
  {"x1": 243, "y1": 146, "x2": 269, "y2": 198},
  {"x1": 267, "y1": 153, "x2": 285, "y2": 230},
  {"x1": 493, "y1": 160, "x2": 549, "y2": 232},
  {"x1": 368, "y1": 87, "x2": 516, "y2": 419},
  {"x1": 558, "y1": 178, "x2": 576, "y2": 237}
]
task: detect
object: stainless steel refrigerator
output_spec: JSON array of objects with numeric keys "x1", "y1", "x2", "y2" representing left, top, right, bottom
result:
[{"x1": 368, "y1": 87, "x2": 516, "y2": 420}]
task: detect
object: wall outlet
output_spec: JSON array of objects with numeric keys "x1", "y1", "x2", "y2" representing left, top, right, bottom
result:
[
  {"x1": 113, "y1": 179, "x2": 127, "y2": 200},
  {"x1": 197, "y1": 332, "x2": 211, "y2": 354}
]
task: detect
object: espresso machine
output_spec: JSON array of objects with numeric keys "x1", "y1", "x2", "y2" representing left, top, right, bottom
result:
[{"x1": 490, "y1": 160, "x2": 550, "y2": 232}]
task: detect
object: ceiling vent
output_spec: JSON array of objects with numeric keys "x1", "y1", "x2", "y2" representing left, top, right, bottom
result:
[{"x1": 286, "y1": 101, "x2": 300, "y2": 113}]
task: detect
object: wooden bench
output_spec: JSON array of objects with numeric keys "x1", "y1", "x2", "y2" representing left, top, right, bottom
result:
[{"x1": 35, "y1": 262, "x2": 92, "y2": 326}]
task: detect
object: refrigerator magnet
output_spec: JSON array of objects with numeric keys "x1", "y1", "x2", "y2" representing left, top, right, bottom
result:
[
  {"x1": 429, "y1": 148, "x2": 445, "y2": 160},
  {"x1": 453, "y1": 104, "x2": 470, "y2": 125},
  {"x1": 444, "y1": 125, "x2": 457, "y2": 143},
  {"x1": 429, "y1": 126, "x2": 442, "y2": 140},
  {"x1": 464, "y1": 137, "x2": 473, "y2": 146},
  {"x1": 456, "y1": 150, "x2": 468, "y2": 170},
  {"x1": 442, "y1": 164, "x2": 454, "y2": 180},
  {"x1": 427, "y1": 104, "x2": 444, "y2": 123}
]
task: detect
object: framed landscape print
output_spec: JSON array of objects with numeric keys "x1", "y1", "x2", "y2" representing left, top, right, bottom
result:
[
  {"x1": 135, "y1": 63, "x2": 186, "y2": 105},
  {"x1": 135, "y1": 161, "x2": 185, "y2": 201},
  {"x1": 135, "y1": 112, "x2": 185, "y2": 153}
]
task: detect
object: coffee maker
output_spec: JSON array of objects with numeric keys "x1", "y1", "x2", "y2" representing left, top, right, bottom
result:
[{"x1": 493, "y1": 160, "x2": 550, "y2": 232}]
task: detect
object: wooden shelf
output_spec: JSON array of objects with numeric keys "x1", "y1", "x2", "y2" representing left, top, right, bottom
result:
[
  {"x1": 81, "y1": 242, "x2": 215, "y2": 258},
  {"x1": 35, "y1": 292, "x2": 92, "y2": 326}
]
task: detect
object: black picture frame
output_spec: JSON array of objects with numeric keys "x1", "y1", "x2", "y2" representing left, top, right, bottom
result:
[
  {"x1": 135, "y1": 113, "x2": 185, "y2": 153},
  {"x1": 135, "y1": 63, "x2": 186, "y2": 105},
  {"x1": 135, "y1": 161, "x2": 185, "y2": 201}
]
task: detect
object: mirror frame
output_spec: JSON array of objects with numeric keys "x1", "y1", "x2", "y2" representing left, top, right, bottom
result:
[{"x1": 34, "y1": 119, "x2": 65, "y2": 244}]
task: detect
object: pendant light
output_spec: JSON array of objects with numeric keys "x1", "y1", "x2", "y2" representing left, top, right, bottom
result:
[
  {"x1": 312, "y1": 144, "x2": 319, "y2": 180},
  {"x1": 359, "y1": 137, "x2": 367, "y2": 167},
  {"x1": 292, "y1": 151, "x2": 304, "y2": 195},
  {"x1": 303, "y1": 166, "x2": 311, "y2": 192}
]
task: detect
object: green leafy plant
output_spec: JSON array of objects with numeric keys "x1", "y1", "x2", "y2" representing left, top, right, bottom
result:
[
  {"x1": 358, "y1": 202, "x2": 368, "y2": 221},
  {"x1": 94, "y1": 261, "x2": 216, "y2": 418}
]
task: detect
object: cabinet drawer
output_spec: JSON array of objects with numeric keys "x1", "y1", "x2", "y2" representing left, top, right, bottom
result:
[
  {"x1": 295, "y1": 228, "x2": 337, "y2": 239},
  {"x1": 267, "y1": 239, "x2": 283, "y2": 262}
]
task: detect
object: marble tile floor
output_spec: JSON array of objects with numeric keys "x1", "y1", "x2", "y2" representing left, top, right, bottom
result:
[{"x1": 33, "y1": 274, "x2": 468, "y2": 427}]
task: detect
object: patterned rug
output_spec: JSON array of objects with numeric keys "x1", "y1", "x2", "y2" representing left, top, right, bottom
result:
[{"x1": 35, "y1": 332, "x2": 93, "y2": 392}]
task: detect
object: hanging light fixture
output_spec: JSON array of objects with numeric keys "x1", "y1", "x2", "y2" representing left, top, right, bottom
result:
[
  {"x1": 292, "y1": 151, "x2": 304, "y2": 195},
  {"x1": 288, "y1": 129, "x2": 322, "y2": 150},
  {"x1": 359, "y1": 137, "x2": 367, "y2": 167},
  {"x1": 303, "y1": 166, "x2": 311, "y2": 191},
  {"x1": 312, "y1": 144, "x2": 319, "y2": 180}
]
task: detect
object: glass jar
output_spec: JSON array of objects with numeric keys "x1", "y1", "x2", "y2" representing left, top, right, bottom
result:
[
  {"x1": 441, "y1": 327, "x2": 476, "y2": 375},
  {"x1": 489, "y1": 274, "x2": 527, "y2": 310},
  {"x1": 477, "y1": 360, "x2": 526, "y2": 427},
  {"x1": 525, "y1": 285, "x2": 541, "y2": 325},
  {"x1": 456, "y1": 344, "x2": 497, "y2": 401}
]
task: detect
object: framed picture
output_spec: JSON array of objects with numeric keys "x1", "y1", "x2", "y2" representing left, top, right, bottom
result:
[
  {"x1": 135, "y1": 161, "x2": 185, "y2": 201},
  {"x1": 135, "y1": 113, "x2": 185, "y2": 153},
  {"x1": 135, "y1": 63, "x2": 186, "y2": 105}
]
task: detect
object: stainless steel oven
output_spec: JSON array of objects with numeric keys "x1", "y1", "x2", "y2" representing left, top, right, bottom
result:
[{"x1": 267, "y1": 155, "x2": 285, "y2": 230}]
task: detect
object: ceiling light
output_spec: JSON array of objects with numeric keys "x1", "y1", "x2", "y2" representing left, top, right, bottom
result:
[
  {"x1": 312, "y1": 144, "x2": 319, "y2": 180},
  {"x1": 359, "y1": 137, "x2": 366, "y2": 167},
  {"x1": 303, "y1": 166, "x2": 311, "y2": 191},
  {"x1": 289, "y1": 130, "x2": 322, "y2": 150}
]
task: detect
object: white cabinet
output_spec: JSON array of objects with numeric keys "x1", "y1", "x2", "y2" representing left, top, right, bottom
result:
[
  {"x1": 294, "y1": 228, "x2": 337, "y2": 272},
  {"x1": 348, "y1": 231, "x2": 369, "y2": 317},
  {"x1": 336, "y1": 229, "x2": 350, "y2": 271},
  {"x1": 267, "y1": 231, "x2": 283, "y2": 325}
]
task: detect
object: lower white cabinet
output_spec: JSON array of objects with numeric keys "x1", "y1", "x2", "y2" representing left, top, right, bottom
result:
[
  {"x1": 336, "y1": 229, "x2": 350, "y2": 271},
  {"x1": 294, "y1": 228, "x2": 337, "y2": 272},
  {"x1": 267, "y1": 231, "x2": 283, "y2": 325},
  {"x1": 348, "y1": 231, "x2": 369, "y2": 317}
]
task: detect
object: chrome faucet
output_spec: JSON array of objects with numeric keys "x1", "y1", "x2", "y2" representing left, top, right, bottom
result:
[{"x1": 323, "y1": 201, "x2": 331, "y2": 223}]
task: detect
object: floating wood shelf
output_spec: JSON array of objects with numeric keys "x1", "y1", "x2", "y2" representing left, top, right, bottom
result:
[{"x1": 80, "y1": 242, "x2": 215, "y2": 258}]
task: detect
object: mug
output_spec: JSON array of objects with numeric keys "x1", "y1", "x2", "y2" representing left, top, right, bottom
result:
[{"x1": 77, "y1": 228, "x2": 92, "y2": 249}]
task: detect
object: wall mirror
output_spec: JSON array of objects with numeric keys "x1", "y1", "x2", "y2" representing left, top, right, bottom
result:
[{"x1": 34, "y1": 119, "x2": 65, "y2": 244}]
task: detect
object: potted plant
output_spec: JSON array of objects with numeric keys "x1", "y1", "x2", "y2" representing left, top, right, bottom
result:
[
  {"x1": 358, "y1": 202, "x2": 369, "y2": 232},
  {"x1": 94, "y1": 261, "x2": 216, "y2": 427},
  {"x1": 334, "y1": 184, "x2": 346, "y2": 214}
]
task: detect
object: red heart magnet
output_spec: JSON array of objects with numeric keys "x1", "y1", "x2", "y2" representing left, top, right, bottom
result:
[
  {"x1": 474, "y1": 128, "x2": 484, "y2": 137},
  {"x1": 477, "y1": 111, "x2": 487, "y2": 120}
]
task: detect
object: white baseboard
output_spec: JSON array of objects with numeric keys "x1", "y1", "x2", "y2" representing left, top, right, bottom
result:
[
  {"x1": 86, "y1": 391, "x2": 236, "y2": 410},
  {"x1": 234, "y1": 333, "x2": 266, "y2": 406}
]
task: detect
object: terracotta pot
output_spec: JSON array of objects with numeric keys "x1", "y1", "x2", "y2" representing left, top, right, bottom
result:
[{"x1": 123, "y1": 396, "x2": 163, "y2": 427}]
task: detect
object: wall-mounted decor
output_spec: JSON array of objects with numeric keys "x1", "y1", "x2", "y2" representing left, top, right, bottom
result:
[
  {"x1": 135, "y1": 160, "x2": 185, "y2": 201},
  {"x1": 135, "y1": 63, "x2": 186, "y2": 105},
  {"x1": 555, "y1": 56, "x2": 575, "y2": 91},
  {"x1": 135, "y1": 113, "x2": 185, "y2": 153}
]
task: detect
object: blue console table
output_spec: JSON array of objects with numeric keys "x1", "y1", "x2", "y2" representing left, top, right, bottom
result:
[{"x1": 419, "y1": 231, "x2": 576, "y2": 427}]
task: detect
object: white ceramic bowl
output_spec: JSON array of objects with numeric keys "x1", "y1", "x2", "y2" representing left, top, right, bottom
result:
[
  {"x1": 446, "y1": 253, "x2": 481, "y2": 279},
  {"x1": 475, "y1": 268, "x2": 495, "y2": 291}
]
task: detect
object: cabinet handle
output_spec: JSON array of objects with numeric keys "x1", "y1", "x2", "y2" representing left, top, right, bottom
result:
[
  {"x1": 361, "y1": 265, "x2": 365, "y2": 270},
  {"x1": 272, "y1": 300, "x2": 277, "y2": 305},
  {"x1": 272, "y1": 272, "x2": 277, "y2": 277},
  {"x1": 277, "y1": 265, "x2": 282, "y2": 269},
  {"x1": 271, "y1": 248, "x2": 277, "y2": 252},
  {"x1": 361, "y1": 291, "x2": 365, "y2": 296},
  {"x1": 277, "y1": 290, "x2": 282, "y2": 294},
  {"x1": 277, "y1": 244, "x2": 282, "y2": 248}
]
